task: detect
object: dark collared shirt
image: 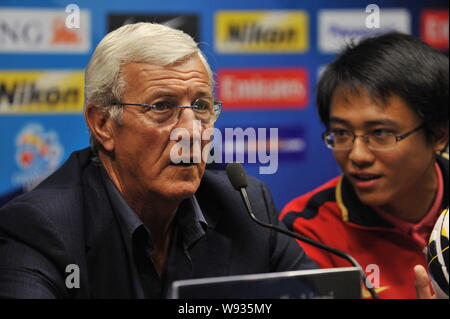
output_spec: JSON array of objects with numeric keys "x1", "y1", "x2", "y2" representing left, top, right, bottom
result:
[{"x1": 101, "y1": 168, "x2": 207, "y2": 298}]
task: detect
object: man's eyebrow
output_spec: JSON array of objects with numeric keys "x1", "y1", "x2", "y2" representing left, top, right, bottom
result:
[
  {"x1": 365, "y1": 119, "x2": 399, "y2": 127},
  {"x1": 329, "y1": 117, "x2": 399, "y2": 127},
  {"x1": 329, "y1": 117, "x2": 349, "y2": 125},
  {"x1": 147, "y1": 89, "x2": 213, "y2": 100},
  {"x1": 195, "y1": 91, "x2": 214, "y2": 99},
  {"x1": 147, "y1": 89, "x2": 178, "y2": 99}
]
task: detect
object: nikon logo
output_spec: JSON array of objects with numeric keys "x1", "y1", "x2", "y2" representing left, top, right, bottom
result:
[
  {"x1": 215, "y1": 11, "x2": 308, "y2": 53},
  {"x1": 0, "y1": 71, "x2": 84, "y2": 113},
  {"x1": 227, "y1": 22, "x2": 297, "y2": 44},
  {"x1": 1, "y1": 82, "x2": 79, "y2": 106}
]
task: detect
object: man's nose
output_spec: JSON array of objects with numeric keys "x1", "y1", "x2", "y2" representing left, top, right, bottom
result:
[
  {"x1": 175, "y1": 106, "x2": 203, "y2": 142},
  {"x1": 348, "y1": 136, "x2": 375, "y2": 167},
  {"x1": 176, "y1": 106, "x2": 200, "y2": 128}
]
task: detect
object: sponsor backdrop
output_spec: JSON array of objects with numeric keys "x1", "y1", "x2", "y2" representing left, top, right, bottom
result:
[{"x1": 0, "y1": 0, "x2": 448, "y2": 210}]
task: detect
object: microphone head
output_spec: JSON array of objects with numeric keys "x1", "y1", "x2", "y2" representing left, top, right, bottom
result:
[{"x1": 226, "y1": 162, "x2": 248, "y2": 190}]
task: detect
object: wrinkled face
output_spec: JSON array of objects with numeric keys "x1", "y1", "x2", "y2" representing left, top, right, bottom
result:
[
  {"x1": 110, "y1": 55, "x2": 213, "y2": 202},
  {"x1": 329, "y1": 90, "x2": 445, "y2": 208}
]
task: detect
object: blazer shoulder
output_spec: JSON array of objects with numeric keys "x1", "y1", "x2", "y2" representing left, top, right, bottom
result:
[
  {"x1": 0, "y1": 150, "x2": 94, "y2": 270},
  {"x1": 0, "y1": 192, "x2": 75, "y2": 270},
  {"x1": 1, "y1": 185, "x2": 83, "y2": 220},
  {"x1": 0, "y1": 147, "x2": 94, "y2": 232},
  {"x1": 36, "y1": 147, "x2": 93, "y2": 191}
]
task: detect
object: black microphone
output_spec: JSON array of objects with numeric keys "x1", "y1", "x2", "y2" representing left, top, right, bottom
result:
[{"x1": 226, "y1": 162, "x2": 380, "y2": 299}]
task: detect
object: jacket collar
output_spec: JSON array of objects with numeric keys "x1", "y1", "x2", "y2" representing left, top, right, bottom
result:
[
  {"x1": 336, "y1": 153, "x2": 449, "y2": 228},
  {"x1": 81, "y1": 156, "x2": 116, "y2": 251}
]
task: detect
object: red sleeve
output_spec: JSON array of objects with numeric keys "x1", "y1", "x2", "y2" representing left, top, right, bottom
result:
[
  {"x1": 286, "y1": 205, "x2": 340, "y2": 269},
  {"x1": 280, "y1": 178, "x2": 348, "y2": 269}
]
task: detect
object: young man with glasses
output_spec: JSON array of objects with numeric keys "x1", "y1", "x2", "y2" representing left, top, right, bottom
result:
[
  {"x1": 281, "y1": 33, "x2": 448, "y2": 299},
  {"x1": 0, "y1": 23, "x2": 316, "y2": 298}
]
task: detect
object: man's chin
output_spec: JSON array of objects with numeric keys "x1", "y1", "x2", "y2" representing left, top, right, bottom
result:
[
  {"x1": 157, "y1": 165, "x2": 205, "y2": 199},
  {"x1": 159, "y1": 183, "x2": 199, "y2": 201},
  {"x1": 356, "y1": 191, "x2": 389, "y2": 208}
]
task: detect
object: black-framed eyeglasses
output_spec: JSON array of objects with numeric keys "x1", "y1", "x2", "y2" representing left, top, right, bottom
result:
[
  {"x1": 322, "y1": 124, "x2": 425, "y2": 151},
  {"x1": 117, "y1": 97, "x2": 222, "y2": 125}
]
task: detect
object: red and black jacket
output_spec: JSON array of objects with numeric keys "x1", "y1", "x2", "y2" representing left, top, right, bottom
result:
[{"x1": 281, "y1": 155, "x2": 448, "y2": 299}]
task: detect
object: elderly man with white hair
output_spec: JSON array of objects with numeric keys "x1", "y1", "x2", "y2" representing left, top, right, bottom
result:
[{"x1": 0, "y1": 23, "x2": 315, "y2": 299}]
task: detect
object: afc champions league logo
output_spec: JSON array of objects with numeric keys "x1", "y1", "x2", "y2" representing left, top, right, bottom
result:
[{"x1": 13, "y1": 123, "x2": 63, "y2": 189}]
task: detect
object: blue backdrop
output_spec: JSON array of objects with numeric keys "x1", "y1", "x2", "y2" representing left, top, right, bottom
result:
[{"x1": 1, "y1": 0, "x2": 448, "y2": 210}]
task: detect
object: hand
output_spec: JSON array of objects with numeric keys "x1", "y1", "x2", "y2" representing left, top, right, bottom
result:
[{"x1": 414, "y1": 265, "x2": 436, "y2": 299}]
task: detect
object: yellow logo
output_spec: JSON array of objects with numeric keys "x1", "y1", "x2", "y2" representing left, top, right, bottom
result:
[
  {"x1": 362, "y1": 285, "x2": 390, "y2": 298},
  {"x1": 0, "y1": 71, "x2": 84, "y2": 113},
  {"x1": 215, "y1": 10, "x2": 309, "y2": 53}
]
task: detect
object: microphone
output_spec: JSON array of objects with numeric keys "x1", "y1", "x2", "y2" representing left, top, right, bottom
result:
[{"x1": 226, "y1": 162, "x2": 380, "y2": 299}]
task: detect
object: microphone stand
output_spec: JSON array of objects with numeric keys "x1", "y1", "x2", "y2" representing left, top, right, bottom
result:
[{"x1": 239, "y1": 187, "x2": 380, "y2": 299}]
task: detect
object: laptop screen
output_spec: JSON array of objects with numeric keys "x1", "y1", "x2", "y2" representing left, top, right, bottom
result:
[{"x1": 169, "y1": 267, "x2": 361, "y2": 299}]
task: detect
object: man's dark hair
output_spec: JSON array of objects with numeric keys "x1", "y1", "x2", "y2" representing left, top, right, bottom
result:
[{"x1": 317, "y1": 32, "x2": 449, "y2": 145}]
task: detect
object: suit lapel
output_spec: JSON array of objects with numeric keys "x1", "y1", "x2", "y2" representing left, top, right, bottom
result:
[
  {"x1": 81, "y1": 161, "x2": 113, "y2": 251},
  {"x1": 81, "y1": 159, "x2": 136, "y2": 297}
]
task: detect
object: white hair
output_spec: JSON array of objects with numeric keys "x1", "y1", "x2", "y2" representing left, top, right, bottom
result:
[{"x1": 84, "y1": 22, "x2": 213, "y2": 154}]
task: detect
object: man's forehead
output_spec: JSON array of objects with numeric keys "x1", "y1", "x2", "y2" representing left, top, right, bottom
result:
[
  {"x1": 120, "y1": 62, "x2": 211, "y2": 101},
  {"x1": 122, "y1": 55, "x2": 206, "y2": 73},
  {"x1": 330, "y1": 90, "x2": 421, "y2": 129},
  {"x1": 332, "y1": 86, "x2": 386, "y2": 106},
  {"x1": 121, "y1": 59, "x2": 210, "y2": 86}
]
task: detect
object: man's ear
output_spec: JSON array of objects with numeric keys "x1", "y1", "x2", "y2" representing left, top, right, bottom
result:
[
  {"x1": 433, "y1": 126, "x2": 449, "y2": 154},
  {"x1": 85, "y1": 103, "x2": 115, "y2": 152}
]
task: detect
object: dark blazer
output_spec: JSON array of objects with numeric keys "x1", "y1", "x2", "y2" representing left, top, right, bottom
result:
[{"x1": 0, "y1": 148, "x2": 315, "y2": 298}]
